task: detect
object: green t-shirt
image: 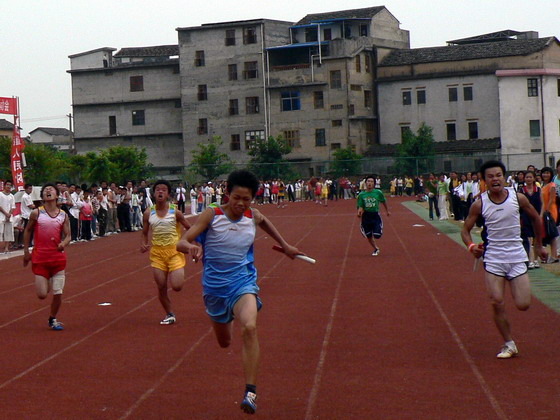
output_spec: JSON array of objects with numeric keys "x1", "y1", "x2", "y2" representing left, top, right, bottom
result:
[
  {"x1": 437, "y1": 181, "x2": 449, "y2": 195},
  {"x1": 357, "y1": 189, "x2": 386, "y2": 213}
]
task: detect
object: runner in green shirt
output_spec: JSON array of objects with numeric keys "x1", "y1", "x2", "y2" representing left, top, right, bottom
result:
[{"x1": 357, "y1": 175, "x2": 390, "y2": 256}]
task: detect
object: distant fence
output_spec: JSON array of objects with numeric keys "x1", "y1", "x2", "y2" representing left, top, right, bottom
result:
[{"x1": 185, "y1": 151, "x2": 559, "y2": 181}]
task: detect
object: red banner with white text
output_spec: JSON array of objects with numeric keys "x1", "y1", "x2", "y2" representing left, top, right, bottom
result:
[
  {"x1": 9, "y1": 97, "x2": 25, "y2": 191},
  {"x1": 0, "y1": 97, "x2": 18, "y2": 115}
]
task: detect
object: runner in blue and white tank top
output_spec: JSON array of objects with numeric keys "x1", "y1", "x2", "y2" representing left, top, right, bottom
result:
[
  {"x1": 462, "y1": 160, "x2": 546, "y2": 360},
  {"x1": 176, "y1": 170, "x2": 306, "y2": 415}
]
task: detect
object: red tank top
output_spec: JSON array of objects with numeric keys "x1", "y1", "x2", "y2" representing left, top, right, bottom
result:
[{"x1": 32, "y1": 207, "x2": 67, "y2": 264}]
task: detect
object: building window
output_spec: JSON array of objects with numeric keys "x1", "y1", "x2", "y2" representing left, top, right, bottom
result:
[
  {"x1": 330, "y1": 104, "x2": 343, "y2": 110},
  {"x1": 417, "y1": 89, "x2": 426, "y2": 104},
  {"x1": 197, "y1": 85, "x2": 207, "y2": 101},
  {"x1": 132, "y1": 110, "x2": 145, "y2": 126},
  {"x1": 281, "y1": 90, "x2": 301, "y2": 111},
  {"x1": 331, "y1": 143, "x2": 341, "y2": 150},
  {"x1": 228, "y1": 64, "x2": 237, "y2": 81},
  {"x1": 324, "y1": 28, "x2": 332, "y2": 41},
  {"x1": 400, "y1": 126, "x2": 411, "y2": 142},
  {"x1": 365, "y1": 54, "x2": 371, "y2": 73},
  {"x1": 225, "y1": 29, "x2": 236, "y2": 46},
  {"x1": 174, "y1": 99, "x2": 182, "y2": 108},
  {"x1": 230, "y1": 134, "x2": 240, "y2": 150},
  {"x1": 315, "y1": 129, "x2": 326, "y2": 146},
  {"x1": 351, "y1": 84, "x2": 362, "y2": 91},
  {"x1": 443, "y1": 161, "x2": 452, "y2": 172},
  {"x1": 530, "y1": 120, "x2": 541, "y2": 137},
  {"x1": 314, "y1": 91, "x2": 324, "y2": 109},
  {"x1": 364, "y1": 90, "x2": 373, "y2": 108},
  {"x1": 246, "y1": 97, "x2": 259, "y2": 114},
  {"x1": 109, "y1": 116, "x2": 116, "y2": 135},
  {"x1": 243, "y1": 61, "x2": 258, "y2": 79},
  {"x1": 402, "y1": 91, "x2": 412, "y2": 105},
  {"x1": 359, "y1": 24, "x2": 369, "y2": 37},
  {"x1": 558, "y1": 79, "x2": 560, "y2": 96},
  {"x1": 330, "y1": 70, "x2": 342, "y2": 89},
  {"x1": 229, "y1": 99, "x2": 239, "y2": 116},
  {"x1": 446, "y1": 123, "x2": 456, "y2": 140},
  {"x1": 283, "y1": 130, "x2": 300, "y2": 148},
  {"x1": 198, "y1": 118, "x2": 208, "y2": 135},
  {"x1": 355, "y1": 55, "x2": 361, "y2": 73},
  {"x1": 245, "y1": 130, "x2": 264, "y2": 149},
  {"x1": 195, "y1": 50, "x2": 205, "y2": 67},
  {"x1": 243, "y1": 26, "x2": 257, "y2": 44},
  {"x1": 305, "y1": 28, "x2": 318, "y2": 42},
  {"x1": 448, "y1": 87, "x2": 458, "y2": 102},
  {"x1": 528, "y1": 78, "x2": 539, "y2": 97},
  {"x1": 468, "y1": 121, "x2": 479, "y2": 139},
  {"x1": 129, "y1": 76, "x2": 143, "y2": 92},
  {"x1": 463, "y1": 86, "x2": 473, "y2": 101},
  {"x1": 332, "y1": 120, "x2": 343, "y2": 127},
  {"x1": 349, "y1": 104, "x2": 355, "y2": 115},
  {"x1": 365, "y1": 120, "x2": 375, "y2": 145}
]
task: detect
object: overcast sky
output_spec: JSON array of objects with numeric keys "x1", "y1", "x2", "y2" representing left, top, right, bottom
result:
[{"x1": 1, "y1": 0, "x2": 558, "y2": 135}]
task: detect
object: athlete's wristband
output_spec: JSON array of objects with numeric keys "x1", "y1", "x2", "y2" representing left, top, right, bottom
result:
[{"x1": 468, "y1": 243, "x2": 476, "y2": 253}]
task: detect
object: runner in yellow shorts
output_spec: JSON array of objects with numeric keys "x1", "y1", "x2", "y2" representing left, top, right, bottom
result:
[{"x1": 141, "y1": 180, "x2": 193, "y2": 325}]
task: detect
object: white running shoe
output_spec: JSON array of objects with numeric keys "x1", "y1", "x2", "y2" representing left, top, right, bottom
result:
[
  {"x1": 160, "y1": 313, "x2": 176, "y2": 325},
  {"x1": 497, "y1": 343, "x2": 518, "y2": 359},
  {"x1": 371, "y1": 248, "x2": 380, "y2": 257}
]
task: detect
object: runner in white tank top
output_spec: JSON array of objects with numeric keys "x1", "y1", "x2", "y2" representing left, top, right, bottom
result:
[{"x1": 461, "y1": 161, "x2": 546, "y2": 359}]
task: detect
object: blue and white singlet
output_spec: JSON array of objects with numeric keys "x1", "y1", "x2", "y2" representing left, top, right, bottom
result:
[{"x1": 198, "y1": 206, "x2": 257, "y2": 297}]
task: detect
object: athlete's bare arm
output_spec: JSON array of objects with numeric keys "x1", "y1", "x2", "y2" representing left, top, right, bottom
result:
[
  {"x1": 461, "y1": 199, "x2": 484, "y2": 258},
  {"x1": 59, "y1": 213, "x2": 71, "y2": 251},
  {"x1": 140, "y1": 208, "x2": 151, "y2": 252},
  {"x1": 23, "y1": 209, "x2": 39, "y2": 266},
  {"x1": 517, "y1": 193, "x2": 547, "y2": 260},
  {"x1": 252, "y1": 207, "x2": 301, "y2": 259},
  {"x1": 176, "y1": 208, "x2": 214, "y2": 259}
]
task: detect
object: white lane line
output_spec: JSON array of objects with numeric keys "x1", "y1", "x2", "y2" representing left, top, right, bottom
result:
[
  {"x1": 389, "y1": 214, "x2": 508, "y2": 420},
  {"x1": 305, "y1": 215, "x2": 356, "y2": 420}
]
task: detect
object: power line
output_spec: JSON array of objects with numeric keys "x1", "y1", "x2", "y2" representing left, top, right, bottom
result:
[{"x1": 20, "y1": 115, "x2": 68, "y2": 123}]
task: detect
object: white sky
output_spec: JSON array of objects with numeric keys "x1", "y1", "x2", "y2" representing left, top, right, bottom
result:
[{"x1": 1, "y1": 0, "x2": 558, "y2": 136}]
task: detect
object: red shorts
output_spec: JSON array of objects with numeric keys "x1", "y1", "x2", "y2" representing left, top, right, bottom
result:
[{"x1": 32, "y1": 260, "x2": 66, "y2": 279}]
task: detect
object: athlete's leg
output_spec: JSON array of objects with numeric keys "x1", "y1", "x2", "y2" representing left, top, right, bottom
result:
[
  {"x1": 484, "y1": 272, "x2": 512, "y2": 341},
  {"x1": 212, "y1": 321, "x2": 234, "y2": 348},
  {"x1": 35, "y1": 275, "x2": 49, "y2": 300},
  {"x1": 168, "y1": 268, "x2": 186, "y2": 292},
  {"x1": 50, "y1": 271, "x2": 65, "y2": 318},
  {"x1": 153, "y1": 268, "x2": 172, "y2": 314},
  {"x1": 233, "y1": 294, "x2": 259, "y2": 385},
  {"x1": 510, "y1": 273, "x2": 531, "y2": 311}
]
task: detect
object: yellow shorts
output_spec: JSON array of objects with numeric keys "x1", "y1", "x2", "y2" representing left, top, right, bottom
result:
[{"x1": 150, "y1": 245, "x2": 186, "y2": 272}]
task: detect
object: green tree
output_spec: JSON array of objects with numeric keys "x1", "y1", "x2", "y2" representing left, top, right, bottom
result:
[
  {"x1": 21, "y1": 143, "x2": 68, "y2": 185},
  {"x1": 0, "y1": 136, "x2": 11, "y2": 181},
  {"x1": 247, "y1": 135, "x2": 293, "y2": 180},
  {"x1": 85, "y1": 152, "x2": 115, "y2": 184},
  {"x1": 330, "y1": 146, "x2": 363, "y2": 178},
  {"x1": 100, "y1": 145, "x2": 154, "y2": 184},
  {"x1": 66, "y1": 153, "x2": 90, "y2": 184},
  {"x1": 394, "y1": 123, "x2": 435, "y2": 175},
  {"x1": 188, "y1": 136, "x2": 233, "y2": 181}
]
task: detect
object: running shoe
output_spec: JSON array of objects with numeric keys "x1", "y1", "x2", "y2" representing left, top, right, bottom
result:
[
  {"x1": 49, "y1": 319, "x2": 64, "y2": 331},
  {"x1": 160, "y1": 313, "x2": 176, "y2": 325},
  {"x1": 496, "y1": 343, "x2": 518, "y2": 359},
  {"x1": 240, "y1": 391, "x2": 257, "y2": 414},
  {"x1": 534, "y1": 260, "x2": 540, "y2": 268},
  {"x1": 528, "y1": 262, "x2": 535, "y2": 269},
  {"x1": 371, "y1": 248, "x2": 380, "y2": 257}
]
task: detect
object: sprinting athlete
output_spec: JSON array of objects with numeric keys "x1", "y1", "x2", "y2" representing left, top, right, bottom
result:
[
  {"x1": 23, "y1": 183, "x2": 71, "y2": 331},
  {"x1": 141, "y1": 180, "x2": 192, "y2": 325},
  {"x1": 176, "y1": 169, "x2": 304, "y2": 415},
  {"x1": 462, "y1": 160, "x2": 546, "y2": 358},
  {"x1": 357, "y1": 175, "x2": 390, "y2": 256}
]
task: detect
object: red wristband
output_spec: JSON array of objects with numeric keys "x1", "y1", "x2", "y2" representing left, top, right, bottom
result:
[{"x1": 468, "y1": 243, "x2": 476, "y2": 253}]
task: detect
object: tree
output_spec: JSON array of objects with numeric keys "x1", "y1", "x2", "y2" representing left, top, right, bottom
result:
[
  {"x1": 188, "y1": 136, "x2": 233, "y2": 181},
  {"x1": 394, "y1": 123, "x2": 435, "y2": 175},
  {"x1": 100, "y1": 145, "x2": 154, "y2": 184},
  {"x1": 20, "y1": 143, "x2": 68, "y2": 185},
  {"x1": 330, "y1": 146, "x2": 363, "y2": 178},
  {"x1": 247, "y1": 135, "x2": 293, "y2": 180},
  {"x1": 85, "y1": 152, "x2": 115, "y2": 184},
  {"x1": 0, "y1": 136, "x2": 11, "y2": 181}
]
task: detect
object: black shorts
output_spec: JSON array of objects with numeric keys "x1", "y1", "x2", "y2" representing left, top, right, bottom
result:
[{"x1": 361, "y1": 211, "x2": 383, "y2": 239}]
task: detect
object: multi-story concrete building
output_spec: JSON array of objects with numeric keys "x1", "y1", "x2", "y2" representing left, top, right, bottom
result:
[
  {"x1": 376, "y1": 30, "x2": 560, "y2": 170},
  {"x1": 68, "y1": 45, "x2": 184, "y2": 176}
]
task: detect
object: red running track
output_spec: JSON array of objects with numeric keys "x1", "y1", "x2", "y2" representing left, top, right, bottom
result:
[{"x1": 0, "y1": 197, "x2": 558, "y2": 419}]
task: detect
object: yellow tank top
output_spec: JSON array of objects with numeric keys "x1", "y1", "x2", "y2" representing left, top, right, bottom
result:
[{"x1": 149, "y1": 204, "x2": 181, "y2": 247}]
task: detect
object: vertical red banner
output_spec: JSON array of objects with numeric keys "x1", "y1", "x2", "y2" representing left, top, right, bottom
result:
[{"x1": 11, "y1": 100, "x2": 25, "y2": 191}]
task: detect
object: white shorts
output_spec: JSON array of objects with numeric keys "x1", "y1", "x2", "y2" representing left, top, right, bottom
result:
[
  {"x1": 484, "y1": 261, "x2": 527, "y2": 281},
  {"x1": 0, "y1": 221, "x2": 14, "y2": 242}
]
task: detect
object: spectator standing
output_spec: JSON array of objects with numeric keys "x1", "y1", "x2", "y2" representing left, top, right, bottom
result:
[{"x1": 0, "y1": 181, "x2": 16, "y2": 253}]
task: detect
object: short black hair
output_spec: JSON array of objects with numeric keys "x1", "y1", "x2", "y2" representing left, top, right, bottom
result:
[
  {"x1": 227, "y1": 170, "x2": 259, "y2": 197},
  {"x1": 365, "y1": 175, "x2": 376, "y2": 181},
  {"x1": 24, "y1": 183, "x2": 33, "y2": 189},
  {"x1": 41, "y1": 182, "x2": 59, "y2": 198},
  {"x1": 541, "y1": 166, "x2": 554, "y2": 178},
  {"x1": 479, "y1": 160, "x2": 506, "y2": 180},
  {"x1": 153, "y1": 179, "x2": 171, "y2": 193}
]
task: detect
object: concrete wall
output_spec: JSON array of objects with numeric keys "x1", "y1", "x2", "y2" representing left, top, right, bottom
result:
[
  {"x1": 70, "y1": 49, "x2": 114, "y2": 70},
  {"x1": 378, "y1": 74, "x2": 500, "y2": 144}
]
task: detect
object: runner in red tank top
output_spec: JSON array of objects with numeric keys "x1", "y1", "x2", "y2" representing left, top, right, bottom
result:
[{"x1": 23, "y1": 183, "x2": 71, "y2": 331}]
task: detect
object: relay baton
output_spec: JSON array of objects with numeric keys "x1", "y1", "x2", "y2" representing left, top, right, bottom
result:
[{"x1": 272, "y1": 245, "x2": 316, "y2": 264}]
